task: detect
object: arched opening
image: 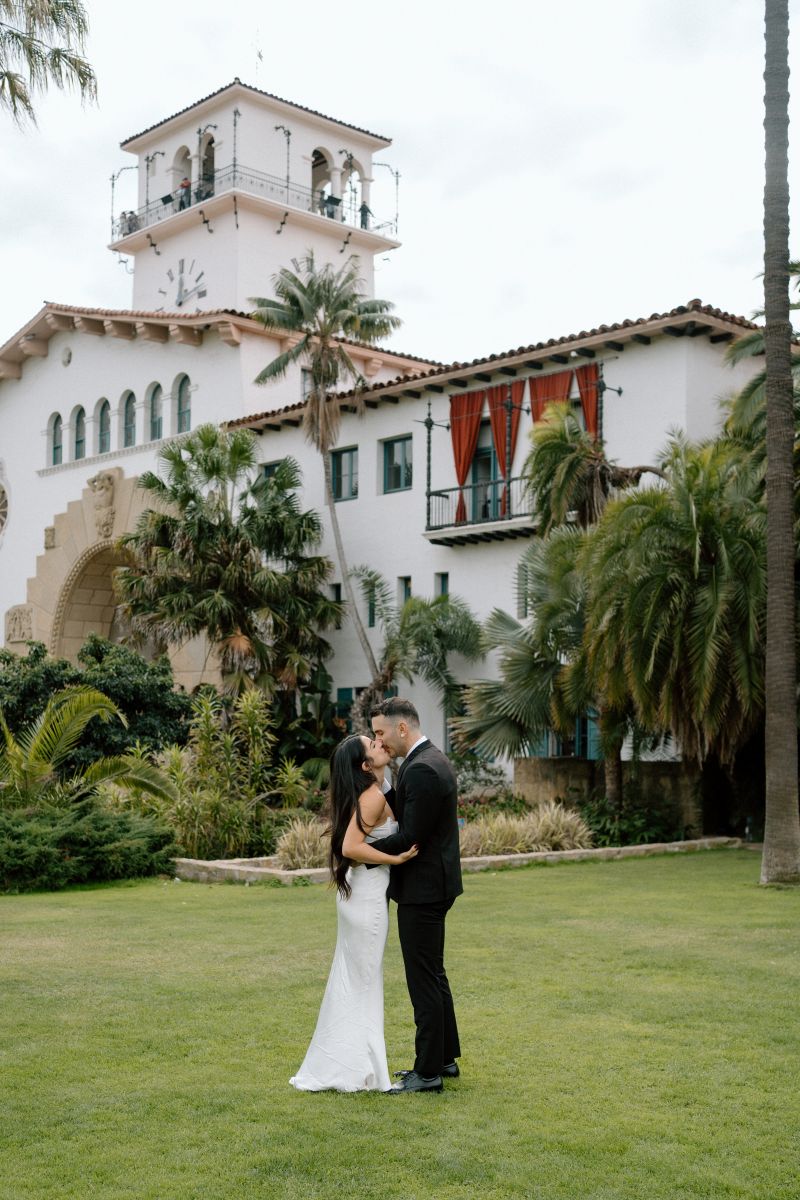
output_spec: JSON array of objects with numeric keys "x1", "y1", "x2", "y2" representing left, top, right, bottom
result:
[
  {"x1": 312, "y1": 146, "x2": 337, "y2": 218},
  {"x1": 172, "y1": 146, "x2": 192, "y2": 211},
  {"x1": 96, "y1": 399, "x2": 111, "y2": 454},
  {"x1": 175, "y1": 373, "x2": 192, "y2": 434},
  {"x1": 73, "y1": 406, "x2": 86, "y2": 461},
  {"x1": 50, "y1": 413, "x2": 63, "y2": 466},
  {"x1": 341, "y1": 156, "x2": 366, "y2": 227},
  {"x1": 199, "y1": 135, "x2": 215, "y2": 201},
  {"x1": 147, "y1": 383, "x2": 163, "y2": 442},
  {"x1": 122, "y1": 391, "x2": 136, "y2": 448},
  {"x1": 53, "y1": 544, "x2": 126, "y2": 662}
]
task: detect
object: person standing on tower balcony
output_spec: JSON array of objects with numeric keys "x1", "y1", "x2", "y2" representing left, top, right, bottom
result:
[
  {"x1": 177, "y1": 177, "x2": 191, "y2": 210},
  {"x1": 359, "y1": 201, "x2": 373, "y2": 229}
]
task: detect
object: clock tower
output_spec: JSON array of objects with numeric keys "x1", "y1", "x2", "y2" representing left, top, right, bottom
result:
[{"x1": 110, "y1": 79, "x2": 400, "y2": 314}]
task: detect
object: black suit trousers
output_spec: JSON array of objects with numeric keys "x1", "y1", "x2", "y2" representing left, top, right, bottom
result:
[{"x1": 396, "y1": 898, "x2": 461, "y2": 1077}]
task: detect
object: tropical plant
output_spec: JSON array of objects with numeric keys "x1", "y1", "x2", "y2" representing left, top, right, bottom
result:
[
  {"x1": 582, "y1": 436, "x2": 766, "y2": 767},
  {"x1": 0, "y1": 636, "x2": 193, "y2": 773},
  {"x1": 116, "y1": 424, "x2": 340, "y2": 699},
  {"x1": 274, "y1": 814, "x2": 327, "y2": 870},
  {"x1": 112, "y1": 690, "x2": 315, "y2": 860},
  {"x1": 0, "y1": 0, "x2": 97, "y2": 124},
  {"x1": 348, "y1": 568, "x2": 483, "y2": 730},
  {"x1": 251, "y1": 252, "x2": 402, "y2": 680},
  {"x1": 759, "y1": 0, "x2": 800, "y2": 882},
  {"x1": 458, "y1": 804, "x2": 592, "y2": 857},
  {"x1": 522, "y1": 402, "x2": 664, "y2": 534},
  {"x1": 0, "y1": 686, "x2": 175, "y2": 810}
]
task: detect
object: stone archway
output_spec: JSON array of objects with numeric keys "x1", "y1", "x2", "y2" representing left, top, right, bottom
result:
[{"x1": 49, "y1": 541, "x2": 124, "y2": 660}]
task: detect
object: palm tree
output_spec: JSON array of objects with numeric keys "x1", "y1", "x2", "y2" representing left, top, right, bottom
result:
[
  {"x1": 0, "y1": 686, "x2": 174, "y2": 808},
  {"x1": 116, "y1": 424, "x2": 340, "y2": 697},
  {"x1": 348, "y1": 569, "x2": 483, "y2": 730},
  {"x1": 582, "y1": 437, "x2": 766, "y2": 768},
  {"x1": 251, "y1": 253, "x2": 402, "y2": 681},
  {"x1": 760, "y1": 0, "x2": 800, "y2": 882},
  {"x1": 522, "y1": 402, "x2": 665, "y2": 534},
  {"x1": 0, "y1": 1, "x2": 97, "y2": 125}
]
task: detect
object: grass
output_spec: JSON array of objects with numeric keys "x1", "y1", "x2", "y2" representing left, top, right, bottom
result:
[{"x1": 1, "y1": 849, "x2": 798, "y2": 1200}]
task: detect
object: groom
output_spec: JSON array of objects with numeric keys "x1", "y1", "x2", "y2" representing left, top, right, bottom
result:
[{"x1": 370, "y1": 697, "x2": 463, "y2": 1094}]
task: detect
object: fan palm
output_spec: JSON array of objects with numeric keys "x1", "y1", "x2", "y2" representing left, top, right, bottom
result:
[
  {"x1": 522, "y1": 403, "x2": 664, "y2": 534},
  {"x1": 0, "y1": 686, "x2": 174, "y2": 809},
  {"x1": 0, "y1": 1, "x2": 97, "y2": 125},
  {"x1": 349, "y1": 568, "x2": 483, "y2": 731},
  {"x1": 116, "y1": 424, "x2": 340, "y2": 696},
  {"x1": 251, "y1": 253, "x2": 402, "y2": 680},
  {"x1": 582, "y1": 437, "x2": 766, "y2": 766}
]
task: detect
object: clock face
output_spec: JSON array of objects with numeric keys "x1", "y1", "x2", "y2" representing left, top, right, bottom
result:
[{"x1": 156, "y1": 258, "x2": 208, "y2": 310}]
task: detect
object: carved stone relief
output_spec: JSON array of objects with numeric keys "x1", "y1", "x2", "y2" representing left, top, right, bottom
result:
[
  {"x1": 87, "y1": 470, "x2": 117, "y2": 539},
  {"x1": 5, "y1": 604, "x2": 33, "y2": 644}
]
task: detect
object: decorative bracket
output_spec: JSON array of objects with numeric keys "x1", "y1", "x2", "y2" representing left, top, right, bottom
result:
[
  {"x1": 146, "y1": 233, "x2": 160, "y2": 256},
  {"x1": 198, "y1": 209, "x2": 214, "y2": 233},
  {"x1": 276, "y1": 211, "x2": 289, "y2": 235}
]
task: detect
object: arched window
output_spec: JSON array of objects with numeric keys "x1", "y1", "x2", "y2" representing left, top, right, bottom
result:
[
  {"x1": 199, "y1": 136, "x2": 215, "y2": 201},
  {"x1": 149, "y1": 385, "x2": 163, "y2": 441},
  {"x1": 51, "y1": 415, "x2": 63, "y2": 466},
  {"x1": 74, "y1": 407, "x2": 86, "y2": 460},
  {"x1": 177, "y1": 375, "x2": 191, "y2": 433},
  {"x1": 123, "y1": 392, "x2": 136, "y2": 448},
  {"x1": 98, "y1": 400, "x2": 111, "y2": 454}
]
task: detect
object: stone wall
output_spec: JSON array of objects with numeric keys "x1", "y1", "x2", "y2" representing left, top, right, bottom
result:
[{"x1": 514, "y1": 757, "x2": 701, "y2": 830}]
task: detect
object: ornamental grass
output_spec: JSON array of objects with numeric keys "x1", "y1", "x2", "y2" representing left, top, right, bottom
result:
[{"x1": 459, "y1": 802, "x2": 592, "y2": 857}]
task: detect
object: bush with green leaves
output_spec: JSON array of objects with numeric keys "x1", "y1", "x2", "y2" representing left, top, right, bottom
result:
[
  {"x1": 114, "y1": 690, "x2": 319, "y2": 860},
  {"x1": 0, "y1": 636, "x2": 193, "y2": 773},
  {"x1": 575, "y1": 785, "x2": 687, "y2": 847}
]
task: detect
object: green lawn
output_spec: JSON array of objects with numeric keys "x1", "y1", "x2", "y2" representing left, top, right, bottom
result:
[{"x1": 1, "y1": 850, "x2": 798, "y2": 1200}]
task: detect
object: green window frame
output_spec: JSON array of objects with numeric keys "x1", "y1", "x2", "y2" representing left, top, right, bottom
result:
[
  {"x1": 52, "y1": 415, "x2": 63, "y2": 466},
  {"x1": 74, "y1": 407, "x2": 86, "y2": 460},
  {"x1": 149, "y1": 384, "x2": 163, "y2": 442},
  {"x1": 331, "y1": 446, "x2": 358, "y2": 501},
  {"x1": 383, "y1": 435, "x2": 412, "y2": 493},
  {"x1": 123, "y1": 393, "x2": 136, "y2": 448},
  {"x1": 177, "y1": 376, "x2": 191, "y2": 433},
  {"x1": 98, "y1": 400, "x2": 111, "y2": 454}
]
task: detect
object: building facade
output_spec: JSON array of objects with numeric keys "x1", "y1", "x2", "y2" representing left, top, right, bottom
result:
[{"x1": 0, "y1": 82, "x2": 761, "y2": 747}]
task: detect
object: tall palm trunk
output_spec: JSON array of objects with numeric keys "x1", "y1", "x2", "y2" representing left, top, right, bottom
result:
[
  {"x1": 762, "y1": 0, "x2": 800, "y2": 882},
  {"x1": 322, "y1": 451, "x2": 379, "y2": 682}
]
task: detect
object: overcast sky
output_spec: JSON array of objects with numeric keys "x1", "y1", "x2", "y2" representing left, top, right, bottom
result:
[{"x1": 2, "y1": 0, "x2": 799, "y2": 364}]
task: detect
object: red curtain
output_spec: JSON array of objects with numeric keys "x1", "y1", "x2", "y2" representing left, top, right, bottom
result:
[
  {"x1": 529, "y1": 369, "x2": 573, "y2": 422},
  {"x1": 450, "y1": 390, "x2": 485, "y2": 523},
  {"x1": 575, "y1": 363, "x2": 600, "y2": 438},
  {"x1": 487, "y1": 381, "x2": 524, "y2": 513}
]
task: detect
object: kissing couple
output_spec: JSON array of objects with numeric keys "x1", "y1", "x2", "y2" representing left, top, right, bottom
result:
[{"x1": 290, "y1": 697, "x2": 463, "y2": 1094}]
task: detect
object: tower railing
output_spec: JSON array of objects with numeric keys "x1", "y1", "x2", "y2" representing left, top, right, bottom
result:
[
  {"x1": 426, "y1": 477, "x2": 533, "y2": 532},
  {"x1": 111, "y1": 163, "x2": 396, "y2": 241}
]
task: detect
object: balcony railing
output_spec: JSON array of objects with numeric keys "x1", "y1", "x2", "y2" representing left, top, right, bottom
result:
[
  {"x1": 112, "y1": 163, "x2": 396, "y2": 241},
  {"x1": 427, "y1": 476, "x2": 534, "y2": 531}
]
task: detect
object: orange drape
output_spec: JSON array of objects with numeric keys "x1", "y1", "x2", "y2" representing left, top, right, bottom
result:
[
  {"x1": 575, "y1": 363, "x2": 600, "y2": 438},
  {"x1": 450, "y1": 390, "x2": 485, "y2": 523},
  {"x1": 528, "y1": 369, "x2": 573, "y2": 422},
  {"x1": 487, "y1": 381, "x2": 524, "y2": 513}
]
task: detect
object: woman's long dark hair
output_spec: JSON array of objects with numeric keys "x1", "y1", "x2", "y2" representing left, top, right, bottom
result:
[{"x1": 327, "y1": 734, "x2": 374, "y2": 898}]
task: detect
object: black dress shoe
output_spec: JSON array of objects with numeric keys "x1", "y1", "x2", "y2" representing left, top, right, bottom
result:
[
  {"x1": 390, "y1": 1071, "x2": 443, "y2": 1093},
  {"x1": 395, "y1": 1062, "x2": 460, "y2": 1080}
]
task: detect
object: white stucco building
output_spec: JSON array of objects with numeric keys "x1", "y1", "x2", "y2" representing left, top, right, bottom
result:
[{"x1": 0, "y1": 81, "x2": 761, "y2": 748}]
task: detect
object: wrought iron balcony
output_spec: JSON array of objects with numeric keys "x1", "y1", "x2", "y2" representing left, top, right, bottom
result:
[
  {"x1": 425, "y1": 476, "x2": 538, "y2": 545},
  {"x1": 112, "y1": 163, "x2": 396, "y2": 242}
]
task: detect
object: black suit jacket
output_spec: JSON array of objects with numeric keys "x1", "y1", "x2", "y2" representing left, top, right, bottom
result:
[{"x1": 376, "y1": 740, "x2": 463, "y2": 905}]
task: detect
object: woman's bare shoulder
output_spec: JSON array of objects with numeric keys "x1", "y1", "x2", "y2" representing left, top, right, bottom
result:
[{"x1": 358, "y1": 784, "x2": 386, "y2": 827}]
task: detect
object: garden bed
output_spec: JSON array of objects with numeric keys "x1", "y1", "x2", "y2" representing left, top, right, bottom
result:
[{"x1": 173, "y1": 836, "x2": 742, "y2": 885}]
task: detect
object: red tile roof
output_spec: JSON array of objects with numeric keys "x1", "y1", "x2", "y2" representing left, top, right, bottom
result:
[{"x1": 121, "y1": 79, "x2": 390, "y2": 148}]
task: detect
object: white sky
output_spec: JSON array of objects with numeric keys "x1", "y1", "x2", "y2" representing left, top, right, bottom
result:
[{"x1": 2, "y1": 0, "x2": 799, "y2": 364}]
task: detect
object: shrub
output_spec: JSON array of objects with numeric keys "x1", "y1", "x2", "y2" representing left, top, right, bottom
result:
[
  {"x1": 0, "y1": 803, "x2": 176, "y2": 893},
  {"x1": 274, "y1": 815, "x2": 328, "y2": 870},
  {"x1": 459, "y1": 803, "x2": 593, "y2": 857},
  {"x1": 576, "y1": 785, "x2": 687, "y2": 847}
]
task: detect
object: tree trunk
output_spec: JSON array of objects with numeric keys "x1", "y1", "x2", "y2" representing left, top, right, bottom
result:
[
  {"x1": 762, "y1": 0, "x2": 800, "y2": 883},
  {"x1": 323, "y1": 451, "x2": 380, "y2": 682},
  {"x1": 603, "y1": 743, "x2": 623, "y2": 815}
]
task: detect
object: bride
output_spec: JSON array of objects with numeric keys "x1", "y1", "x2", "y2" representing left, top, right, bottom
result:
[{"x1": 290, "y1": 733, "x2": 418, "y2": 1092}]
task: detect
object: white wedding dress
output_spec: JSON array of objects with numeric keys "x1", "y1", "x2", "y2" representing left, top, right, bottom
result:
[{"x1": 290, "y1": 816, "x2": 397, "y2": 1092}]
